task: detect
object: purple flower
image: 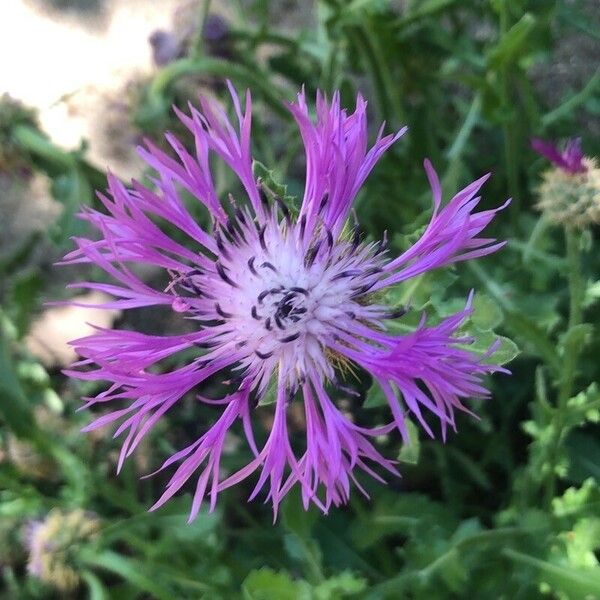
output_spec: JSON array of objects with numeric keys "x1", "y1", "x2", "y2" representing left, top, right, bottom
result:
[
  {"x1": 149, "y1": 30, "x2": 185, "y2": 66},
  {"x1": 531, "y1": 137, "x2": 587, "y2": 174},
  {"x1": 61, "y1": 85, "x2": 508, "y2": 519}
]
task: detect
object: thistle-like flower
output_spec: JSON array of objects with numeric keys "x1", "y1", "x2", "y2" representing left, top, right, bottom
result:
[
  {"x1": 532, "y1": 137, "x2": 600, "y2": 228},
  {"x1": 62, "y1": 85, "x2": 508, "y2": 519},
  {"x1": 25, "y1": 509, "x2": 100, "y2": 592}
]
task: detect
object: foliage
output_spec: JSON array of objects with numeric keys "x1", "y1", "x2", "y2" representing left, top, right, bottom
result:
[{"x1": 1, "y1": 0, "x2": 599, "y2": 597}]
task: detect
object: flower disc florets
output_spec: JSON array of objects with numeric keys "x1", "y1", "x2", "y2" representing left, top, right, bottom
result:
[
  {"x1": 61, "y1": 84, "x2": 509, "y2": 518},
  {"x1": 169, "y1": 200, "x2": 391, "y2": 392},
  {"x1": 535, "y1": 156, "x2": 600, "y2": 229}
]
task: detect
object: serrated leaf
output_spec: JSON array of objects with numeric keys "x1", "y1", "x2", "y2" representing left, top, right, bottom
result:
[
  {"x1": 314, "y1": 571, "x2": 367, "y2": 599},
  {"x1": 363, "y1": 381, "x2": 387, "y2": 408},
  {"x1": 471, "y1": 294, "x2": 503, "y2": 331},
  {"x1": 553, "y1": 479, "x2": 600, "y2": 519},
  {"x1": 242, "y1": 568, "x2": 310, "y2": 600},
  {"x1": 560, "y1": 324, "x2": 593, "y2": 356},
  {"x1": 464, "y1": 332, "x2": 519, "y2": 366},
  {"x1": 487, "y1": 336, "x2": 520, "y2": 365},
  {"x1": 397, "y1": 420, "x2": 420, "y2": 465},
  {"x1": 252, "y1": 160, "x2": 297, "y2": 208}
]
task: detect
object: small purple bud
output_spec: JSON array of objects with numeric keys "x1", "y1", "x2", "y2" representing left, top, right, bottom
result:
[
  {"x1": 203, "y1": 14, "x2": 230, "y2": 44},
  {"x1": 149, "y1": 30, "x2": 184, "y2": 66},
  {"x1": 203, "y1": 14, "x2": 232, "y2": 60},
  {"x1": 531, "y1": 137, "x2": 587, "y2": 174}
]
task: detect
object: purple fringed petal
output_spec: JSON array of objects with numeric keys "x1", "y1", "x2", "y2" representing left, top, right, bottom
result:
[
  {"x1": 330, "y1": 295, "x2": 508, "y2": 441},
  {"x1": 532, "y1": 137, "x2": 586, "y2": 174},
  {"x1": 288, "y1": 89, "x2": 406, "y2": 242},
  {"x1": 377, "y1": 160, "x2": 509, "y2": 290},
  {"x1": 286, "y1": 378, "x2": 398, "y2": 512},
  {"x1": 149, "y1": 383, "x2": 254, "y2": 520}
]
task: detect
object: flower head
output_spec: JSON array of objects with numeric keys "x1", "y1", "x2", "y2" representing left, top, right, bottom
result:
[
  {"x1": 532, "y1": 138, "x2": 600, "y2": 228},
  {"x1": 25, "y1": 509, "x2": 100, "y2": 592},
  {"x1": 61, "y1": 84, "x2": 508, "y2": 519}
]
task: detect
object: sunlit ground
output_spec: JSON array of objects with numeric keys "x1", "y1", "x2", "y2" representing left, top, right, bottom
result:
[{"x1": 0, "y1": 0, "x2": 181, "y2": 177}]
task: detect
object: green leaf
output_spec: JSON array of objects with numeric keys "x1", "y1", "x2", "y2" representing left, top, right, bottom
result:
[
  {"x1": 584, "y1": 280, "x2": 600, "y2": 308},
  {"x1": 487, "y1": 13, "x2": 537, "y2": 69},
  {"x1": 314, "y1": 571, "x2": 367, "y2": 599},
  {"x1": 487, "y1": 336, "x2": 520, "y2": 365},
  {"x1": 258, "y1": 376, "x2": 278, "y2": 406},
  {"x1": 0, "y1": 331, "x2": 37, "y2": 439},
  {"x1": 567, "y1": 432, "x2": 600, "y2": 484},
  {"x1": 49, "y1": 169, "x2": 92, "y2": 248},
  {"x1": 79, "y1": 551, "x2": 176, "y2": 600},
  {"x1": 471, "y1": 294, "x2": 503, "y2": 332},
  {"x1": 82, "y1": 571, "x2": 110, "y2": 600},
  {"x1": 560, "y1": 323, "x2": 593, "y2": 356},
  {"x1": 397, "y1": 420, "x2": 420, "y2": 465},
  {"x1": 242, "y1": 568, "x2": 310, "y2": 600},
  {"x1": 363, "y1": 381, "x2": 387, "y2": 408},
  {"x1": 504, "y1": 548, "x2": 600, "y2": 598},
  {"x1": 553, "y1": 479, "x2": 600, "y2": 519},
  {"x1": 8, "y1": 269, "x2": 42, "y2": 338},
  {"x1": 282, "y1": 487, "x2": 319, "y2": 540},
  {"x1": 252, "y1": 160, "x2": 297, "y2": 207},
  {"x1": 463, "y1": 332, "x2": 519, "y2": 366}
]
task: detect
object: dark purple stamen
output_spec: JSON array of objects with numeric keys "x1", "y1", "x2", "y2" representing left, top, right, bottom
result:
[
  {"x1": 332, "y1": 269, "x2": 362, "y2": 281},
  {"x1": 325, "y1": 227, "x2": 334, "y2": 249},
  {"x1": 251, "y1": 306, "x2": 261, "y2": 320},
  {"x1": 215, "y1": 303, "x2": 232, "y2": 318},
  {"x1": 305, "y1": 241, "x2": 321, "y2": 268},
  {"x1": 299, "y1": 214, "x2": 307, "y2": 238},
  {"x1": 215, "y1": 232, "x2": 231, "y2": 259},
  {"x1": 275, "y1": 196, "x2": 291, "y2": 223},
  {"x1": 258, "y1": 186, "x2": 269, "y2": 209},
  {"x1": 248, "y1": 256, "x2": 258, "y2": 276},
  {"x1": 386, "y1": 307, "x2": 407, "y2": 319},
  {"x1": 215, "y1": 262, "x2": 239, "y2": 288},
  {"x1": 255, "y1": 349, "x2": 274, "y2": 359},
  {"x1": 280, "y1": 332, "x2": 300, "y2": 343},
  {"x1": 261, "y1": 261, "x2": 277, "y2": 272},
  {"x1": 234, "y1": 207, "x2": 246, "y2": 224},
  {"x1": 290, "y1": 287, "x2": 309, "y2": 296},
  {"x1": 258, "y1": 224, "x2": 268, "y2": 251},
  {"x1": 318, "y1": 193, "x2": 328, "y2": 213},
  {"x1": 352, "y1": 225, "x2": 361, "y2": 249}
]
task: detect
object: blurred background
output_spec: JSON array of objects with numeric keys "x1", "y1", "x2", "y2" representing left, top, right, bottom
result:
[{"x1": 1, "y1": 0, "x2": 599, "y2": 598}]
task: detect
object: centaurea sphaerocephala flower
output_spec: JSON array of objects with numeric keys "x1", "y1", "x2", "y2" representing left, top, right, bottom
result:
[{"x1": 61, "y1": 84, "x2": 509, "y2": 519}]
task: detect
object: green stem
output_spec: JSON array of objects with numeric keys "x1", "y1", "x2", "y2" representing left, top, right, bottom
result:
[
  {"x1": 565, "y1": 228, "x2": 584, "y2": 332},
  {"x1": 147, "y1": 57, "x2": 290, "y2": 119},
  {"x1": 498, "y1": 5, "x2": 521, "y2": 231},
  {"x1": 12, "y1": 124, "x2": 77, "y2": 171},
  {"x1": 190, "y1": 0, "x2": 212, "y2": 57},
  {"x1": 545, "y1": 228, "x2": 585, "y2": 504},
  {"x1": 502, "y1": 548, "x2": 600, "y2": 594},
  {"x1": 542, "y1": 69, "x2": 600, "y2": 127}
]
